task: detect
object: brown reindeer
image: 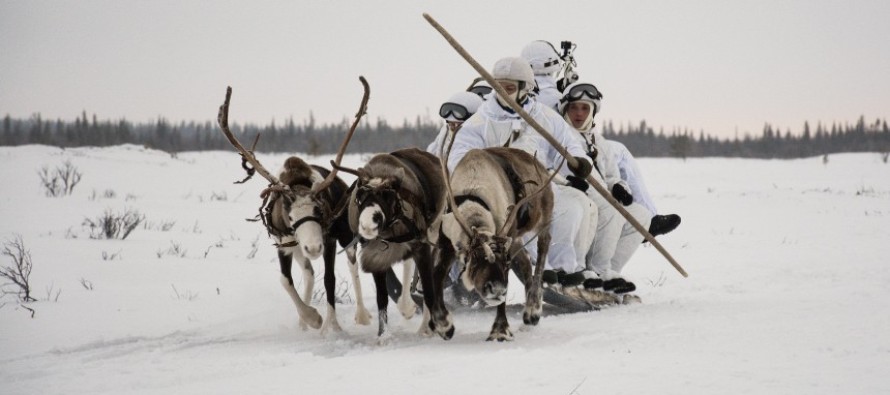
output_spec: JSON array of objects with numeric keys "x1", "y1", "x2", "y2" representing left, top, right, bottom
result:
[
  {"x1": 217, "y1": 79, "x2": 370, "y2": 334},
  {"x1": 333, "y1": 148, "x2": 451, "y2": 340},
  {"x1": 437, "y1": 147, "x2": 557, "y2": 341}
]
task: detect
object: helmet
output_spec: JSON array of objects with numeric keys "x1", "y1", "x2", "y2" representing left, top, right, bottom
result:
[
  {"x1": 557, "y1": 82, "x2": 603, "y2": 115},
  {"x1": 559, "y1": 82, "x2": 603, "y2": 131},
  {"x1": 492, "y1": 57, "x2": 536, "y2": 90},
  {"x1": 521, "y1": 40, "x2": 562, "y2": 75},
  {"x1": 439, "y1": 91, "x2": 483, "y2": 122},
  {"x1": 467, "y1": 80, "x2": 493, "y2": 98}
]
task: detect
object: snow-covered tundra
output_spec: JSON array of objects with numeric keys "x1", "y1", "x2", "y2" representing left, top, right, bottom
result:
[{"x1": 1, "y1": 145, "x2": 888, "y2": 394}]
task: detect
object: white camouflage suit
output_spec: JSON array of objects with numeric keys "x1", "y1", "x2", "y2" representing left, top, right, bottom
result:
[
  {"x1": 579, "y1": 130, "x2": 652, "y2": 279},
  {"x1": 447, "y1": 97, "x2": 595, "y2": 274},
  {"x1": 533, "y1": 74, "x2": 562, "y2": 111}
]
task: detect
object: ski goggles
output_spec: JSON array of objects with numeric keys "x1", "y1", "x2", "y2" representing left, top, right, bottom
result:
[
  {"x1": 468, "y1": 85, "x2": 493, "y2": 97},
  {"x1": 438, "y1": 102, "x2": 472, "y2": 121},
  {"x1": 564, "y1": 83, "x2": 603, "y2": 101}
]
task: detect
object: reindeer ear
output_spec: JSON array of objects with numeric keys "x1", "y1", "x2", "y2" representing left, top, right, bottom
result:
[
  {"x1": 391, "y1": 167, "x2": 406, "y2": 184},
  {"x1": 460, "y1": 265, "x2": 474, "y2": 291},
  {"x1": 309, "y1": 169, "x2": 325, "y2": 188},
  {"x1": 440, "y1": 213, "x2": 459, "y2": 240}
]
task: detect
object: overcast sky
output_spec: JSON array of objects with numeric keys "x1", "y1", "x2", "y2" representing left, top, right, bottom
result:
[{"x1": 2, "y1": 0, "x2": 888, "y2": 139}]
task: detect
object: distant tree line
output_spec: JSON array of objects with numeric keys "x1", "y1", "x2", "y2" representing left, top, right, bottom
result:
[
  {"x1": 2, "y1": 112, "x2": 888, "y2": 159},
  {"x1": 601, "y1": 116, "x2": 890, "y2": 159}
]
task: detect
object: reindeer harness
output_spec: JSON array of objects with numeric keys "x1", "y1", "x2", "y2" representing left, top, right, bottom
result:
[
  {"x1": 258, "y1": 181, "x2": 336, "y2": 249},
  {"x1": 451, "y1": 152, "x2": 532, "y2": 230},
  {"x1": 357, "y1": 154, "x2": 436, "y2": 244}
]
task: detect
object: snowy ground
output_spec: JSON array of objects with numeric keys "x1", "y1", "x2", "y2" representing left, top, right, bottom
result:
[{"x1": 1, "y1": 145, "x2": 888, "y2": 394}]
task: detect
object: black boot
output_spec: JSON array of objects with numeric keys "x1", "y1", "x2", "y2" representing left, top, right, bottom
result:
[
  {"x1": 648, "y1": 214, "x2": 681, "y2": 237},
  {"x1": 561, "y1": 271, "x2": 588, "y2": 287},
  {"x1": 582, "y1": 278, "x2": 603, "y2": 290},
  {"x1": 542, "y1": 270, "x2": 559, "y2": 285},
  {"x1": 603, "y1": 278, "x2": 636, "y2": 294}
]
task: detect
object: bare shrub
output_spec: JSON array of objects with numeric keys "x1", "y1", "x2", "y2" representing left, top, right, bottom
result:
[
  {"x1": 157, "y1": 241, "x2": 187, "y2": 258},
  {"x1": 1, "y1": 235, "x2": 35, "y2": 302},
  {"x1": 89, "y1": 189, "x2": 118, "y2": 201},
  {"x1": 311, "y1": 275, "x2": 353, "y2": 305},
  {"x1": 203, "y1": 238, "x2": 226, "y2": 259},
  {"x1": 101, "y1": 250, "x2": 122, "y2": 261},
  {"x1": 246, "y1": 234, "x2": 260, "y2": 259},
  {"x1": 646, "y1": 272, "x2": 667, "y2": 288},
  {"x1": 210, "y1": 191, "x2": 228, "y2": 201},
  {"x1": 44, "y1": 283, "x2": 61, "y2": 302},
  {"x1": 38, "y1": 160, "x2": 82, "y2": 197},
  {"x1": 143, "y1": 220, "x2": 176, "y2": 232},
  {"x1": 84, "y1": 208, "x2": 145, "y2": 240},
  {"x1": 80, "y1": 278, "x2": 94, "y2": 291},
  {"x1": 882, "y1": 152, "x2": 889, "y2": 164},
  {"x1": 184, "y1": 220, "x2": 202, "y2": 234},
  {"x1": 171, "y1": 284, "x2": 198, "y2": 301}
]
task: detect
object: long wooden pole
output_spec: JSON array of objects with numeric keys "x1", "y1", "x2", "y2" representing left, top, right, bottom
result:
[{"x1": 423, "y1": 13, "x2": 688, "y2": 277}]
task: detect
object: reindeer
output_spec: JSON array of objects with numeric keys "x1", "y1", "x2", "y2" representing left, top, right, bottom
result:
[
  {"x1": 332, "y1": 148, "x2": 452, "y2": 340},
  {"x1": 436, "y1": 147, "x2": 557, "y2": 341},
  {"x1": 216, "y1": 79, "x2": 370, "y2": 334}
]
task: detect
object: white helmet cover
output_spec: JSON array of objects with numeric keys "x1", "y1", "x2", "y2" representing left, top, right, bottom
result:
[
  {"x1": 521, "y1": 40, "x2": 561, "y2": 75},
  {"x1": 559, "y1": 81, "x2": 603, "y2": 131},
  {"x1": 492, "y1": 57, "x2": 536, "y2": 89},
  {"x1": 439, "y1": 91, "x2": 483, "y2": 122}
]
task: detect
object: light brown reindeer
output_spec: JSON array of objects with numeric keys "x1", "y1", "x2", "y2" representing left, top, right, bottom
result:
[
  {"x1": 216, "y1": 79, "x2": 370, "y2": 334},
  {"x1": 436, "y1": 147, "x2": 558, "y2": 341}
]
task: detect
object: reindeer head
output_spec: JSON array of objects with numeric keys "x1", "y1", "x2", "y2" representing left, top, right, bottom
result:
[
  {"x1": 441, "y1": 203, "x2": 516, "y2": 306},
  {"x1": 352, "y1": 167, "x2": 406, "y2": 240},
  {"x1": 263, "y1": 158, "x2": 332, "y2": 259}
]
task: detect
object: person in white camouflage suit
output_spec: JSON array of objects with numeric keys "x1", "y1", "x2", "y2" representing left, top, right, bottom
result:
[
  {"x1": 558, "y1": 81, "x2": 650, "y2": 294},
  {"x1": 446, "y1": 57, "x2": 596, "y2": 281},
  {"x1": 520, "y1": 40, "x2": 563, "y2": 111}
]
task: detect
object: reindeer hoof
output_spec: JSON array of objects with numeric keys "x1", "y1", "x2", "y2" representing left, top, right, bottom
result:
[
  {"x1": 417, "y1": 322, "x2": 434, "y2": 337},
  {"x1": 398, "y1": 295, "x2": 417, "y2": 320},
  {"x1": 523, "y1": 311, "x2": 540, "y2": 326},
  {"x1": 355, "y1": 308, "x2": 372, "y2": 326},
  {"x1": 320, "y1": 319, "x2": 343, "y2": 336},
  {"x1": 301, "y1": 308, "x2": 323, "y2": 330},
  {"x1": 441, "y1": 325, "x2": 455, "y2": 341},
  {"x1": 486, "y1": 328, "x2": 514, "y2": 342}
]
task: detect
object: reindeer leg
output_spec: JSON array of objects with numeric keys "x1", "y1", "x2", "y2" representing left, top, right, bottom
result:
[
  {"x1": 346, "y1": 244, "x2": 372, "y2": 325},
  {"x1": 372, "y1": 271, "x2": 390, "y2": 340},
  {"x1": 423, "y1": 242, "x2": 455, "y2": 340},
  {"x1": 320, "y1": 238, "x2": 342, "y2": 335},
  {"x1": 523, "y1": 230, "x2": 550, "y2": 326},
  {"x1": 397, "y1": 259, "x2": 417, "y2": 320},
  {"x1": 417, "y1": 301, "x2": 433, "y2": 337},
  {"x1": 278, "y1": 250, "x2": 322, "y2": 330},
  {"x1": 295, "y1": 255, "x2": 321, "y2": 330},
  {"x1": 487, "y1": 302, "x2": 513, "y2": 342}
]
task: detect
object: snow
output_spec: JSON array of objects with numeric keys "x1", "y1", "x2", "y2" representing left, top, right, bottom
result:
[{"x1": 1, "y1": 145, "x2": 888, "y2": 394}]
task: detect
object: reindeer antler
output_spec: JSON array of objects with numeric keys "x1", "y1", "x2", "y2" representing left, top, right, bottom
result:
[
  {"x1": 312, "y1": 76, "x2": 370, "y2": 195},
  {"x1": 329, "y1": 161, "x2": 365, "y2": 178},
  {"x1": 218, "y1": 87, "x2": 281, "y2": 186},
  {"x1": 234, "y1": 133, "x2": 262, "y2": 184},
  {"x1": 496, "y1": 156, "x2": 564, "y2": 237},
  {"x1": 439, "y1": 127, "x2": 473, "y2": 237}
]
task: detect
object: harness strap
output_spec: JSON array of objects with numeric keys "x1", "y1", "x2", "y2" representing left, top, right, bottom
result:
[
  {"x1": 391, "y1": 153, "x2": 436, "y2": 224},
  {"x1": 291, "y1": 215, "x2": 323, "y2": 231},
  {"x1": 489, "y1": 152, "x2": 531, "y2": 230},
  {"x1": 453, "y1": 194, "x2": 490, "y2": 212}
]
